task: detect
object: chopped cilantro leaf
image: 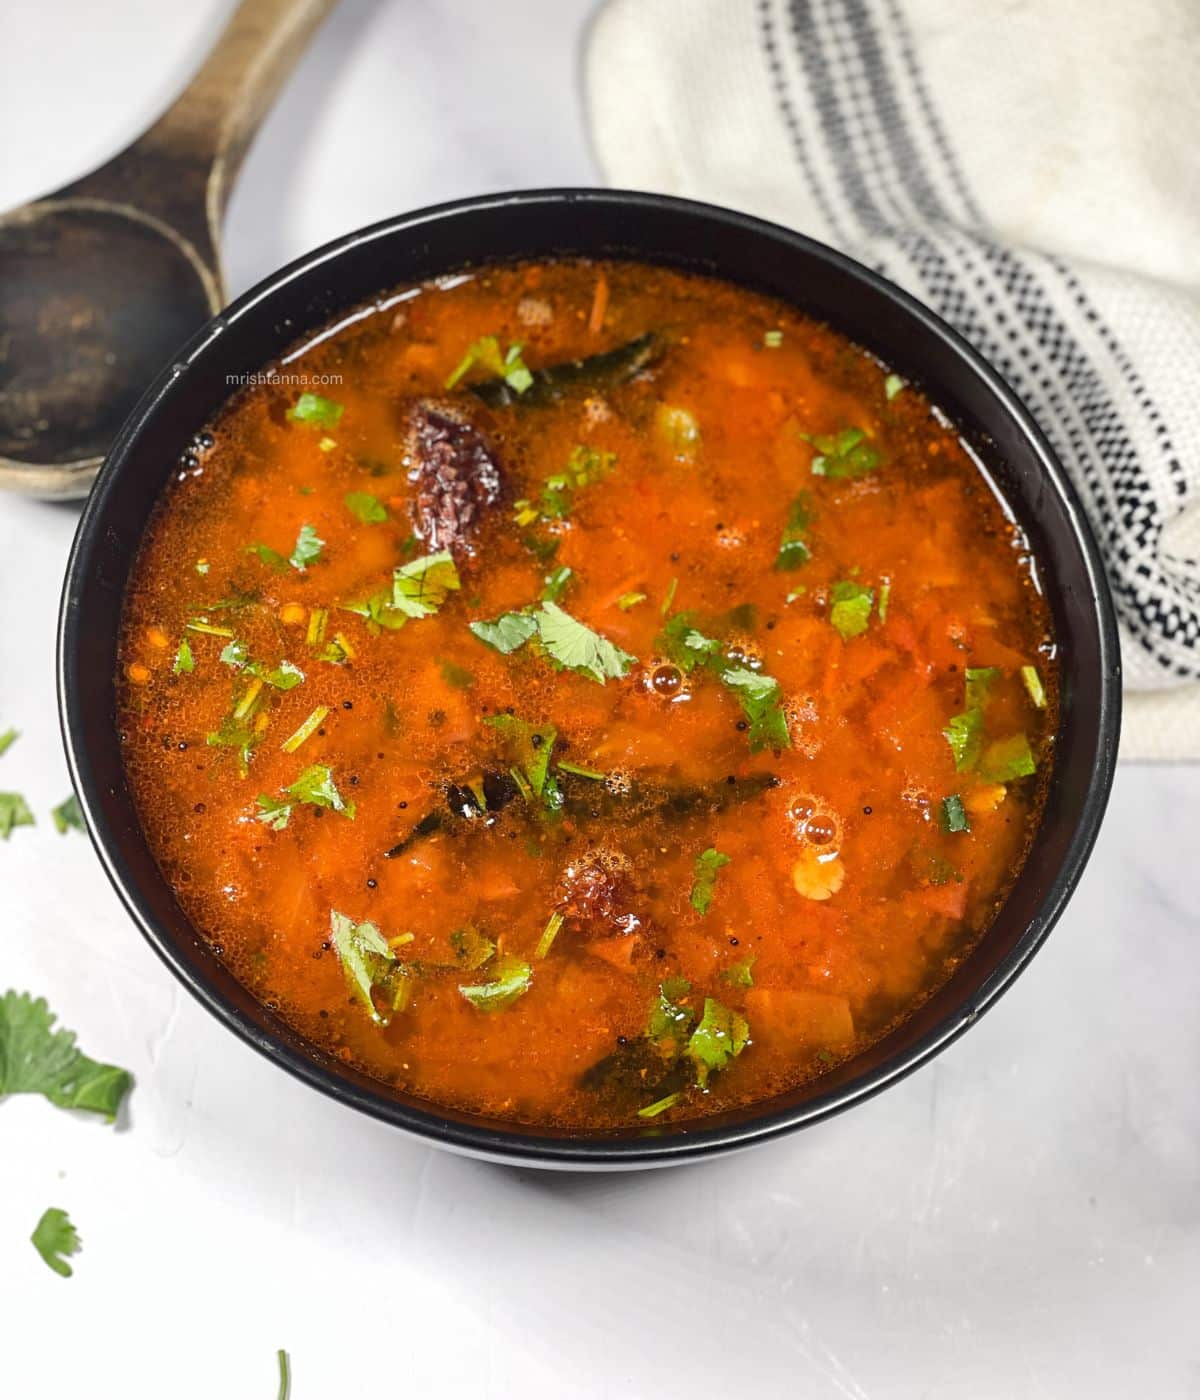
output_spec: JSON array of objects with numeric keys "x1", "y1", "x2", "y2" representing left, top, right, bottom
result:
[
  {"x1": 284, "y1": 763, "x2": 354, "y2": 818},
  {"x1": 0, "y1": 792, "x2": 35, "y2": 840},
  {"x1": 658, "y1": 613, "x2": 723, "y2": 674},
  {"x1": 0, "y1": 728, "x2": 18, "y2": 757},
  {"x1": 533, "y1": 601, "x2": 636, "y2": 684},
  {"x1": 392, "y1": 551, "x2": 461, "y2": 618},
  {"x1": 173, "y1": 637, "x2": 194, "y2": 674},
  {"x1": 648, "y1": 977, "x2": 695, "y2": 1046},
  {"x1": 535, "y1": 911, "x2": 564, "y2": 960},
  {"x1": 980, "y1": 733, "x2": 1036, "y2": 782},
  {"x1": 829, "y1": 580, "x2": 874, "y2": 640},
  {"x1": 459, "y1": 955, "x2": 532, "y2": 1012},
  {"x1": 1021, "y1": 664, "x2": 1047, "y2": 709},
  {"x1": 287, "y1": 392, "x2": 343, "y2": 428},
  {"x1": 246, "y1": 543, "x2": 289, "y2": 571},
  {"x1": 0, "y1": 990, "x2": 132, "y2": 1120},
  {"x1": 469, "y1": 611, "x2": 537, "y2": 654},
  {"x1": 720, "y1": 666, "x2": 791, "y2": 751},
  {"x1": 255, "y1": 794, "x2": 292, "y2": 830},
  {"x1": 445, "y1": 336, "x2": 532, "y2": 394},
  {"x1": 775, "y1": 491, "x2": 814, "y2": 570},
  {"x1": 341, "y1": 589, "x2": 408, "y2": 633},
  {"x1": 344, "y1": 491, "x2": 388, "y2": 524},
  {"x1": 253, "y1": 659, "x2": 305, "y2": 691},
  {"x1": 486, "y1": 715, "x2": 557, "y2": 799},
  {"x1": 939, "y1": 795, "x2": 971, "y2": 833},
  {"x1": 763, "y1": 329, "x2": 783, "y2": 348},
  {"x1": 690, "y1": 847, "x2": 731, "y2": 916},
  {"x1": 541, "y1": 565, "x2": 574, "y2": 603},
  {"x1": 943, "y1": 707, "x2": 984, "y2": 772},
  {"x1": 721, "y1": 956, "x2": 755, "y2": 988},
  {"x1": 440, "y1": 659, "x2": 474, "y2": 689},
  {"x1": 884, "y1": 374, "x2": 904, "y2": 400},
  {"x1": 637, "y1": 1090, "x2": 683, "y2": 1118},
  {"x1": 220, "y1": 638, "x2": 249, "y2": 669},
  {"x1": 617, "y1": 592, "x2": 647, "y2": 611},
  {"x1": 31, "y1": 1207, "x2": 81, "y2": 1278},
  {"x1": 557, "y1": 760, "x2": 605, "y2": 780},
  {"x1": 450, "y1": 925, "x2": 496, "y2": 970},
  {"x1": 206, "y1": 714, "x2": 262, "y2": 772},
  {"x1": 330, "y1": 911, "x2": 409, "y2": 1025},
  {"x1": 289, "y1": 523, "x2": 325, "y2": 571},
  {"x1": 657, "y1": 404, "x2": 701, "y2": 460},
  {"x1": 51, "y1": 795, "x2": 84, "y2": 835},
  {"x1": 281, "y1": 706, "x2": 329, "y2": 754},
  {"x1": 687, "y1": 998, "x2": 750, "y2": 1087},
  {"x1": 809, "y1": 426, "x2": 881, "y2": 480},
  {"x1": 965, "y1": 666, "x2": 1001, "y2": 710}
]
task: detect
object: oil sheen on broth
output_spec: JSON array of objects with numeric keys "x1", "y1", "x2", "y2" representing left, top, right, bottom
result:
[{"x1": 118, "y1": 260, "x2": 1055, "y2": 1130}]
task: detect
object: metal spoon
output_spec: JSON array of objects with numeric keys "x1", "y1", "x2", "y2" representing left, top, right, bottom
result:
[{"x1": 0, "y1": 0, "x2": 335, "y2": 499}]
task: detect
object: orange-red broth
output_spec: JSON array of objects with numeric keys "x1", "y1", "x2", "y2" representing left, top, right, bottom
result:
[{"x1": 118, "y1": 260, "x2": 1055, "y2": 1129}]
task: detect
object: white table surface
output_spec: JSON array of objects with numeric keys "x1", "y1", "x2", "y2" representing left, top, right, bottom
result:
[{"x1": 3, "y1": 3, "x2": 1198, "y2": 1396}]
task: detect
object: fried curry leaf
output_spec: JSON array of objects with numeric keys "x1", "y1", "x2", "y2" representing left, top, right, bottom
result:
[
  {"x1": 687, "y1": 997, "x2": 750, "y2": 1088},
  {"x1": 939, "y1": 795, "x2": 971, "y2": 834},
  {"x1": 533, "y1": 602, "x2": 636, "y2": 684},
  {"x1": 775, "y1": 491, "x2": 814, "y2": 570},
  {"x1": 31, "y1": 1207, "x2": 81, "y2": 1279},
  {"x1": 344, "y1": 491, "x2": 388, "y2": 524},
  {"x1": 287, "y1": 392, "x2": 344, "y2": 429},
  {"x1": 720, "y1": 667, "x2": 791, "y2": 752},
  {"x1": 469, "y1": 611, "x2": 538, "y2": 654},
  {"x1": 808, "y1": 427, "x2": 881, "y2": 480},
  {"x1": 173, "y1": 637, "x2": 195, "y2": 675},
  {"x1": 0, "y1": 991, "x2": 132, "y2": 1121},
  {"x1": 284, "y1": 764, "x2": 355, "y2": 818},
  {"x1": 392, "y1": 551, "x2": 461, "y2": 619},
  {"x1": 51, "y1": 795, "x2": 84, "y2": 835},
  {"x1": 289, "y1": 523, "x2": 325, "y2": 571},
  {"x1": 829, "y1": 581, "x2": 875, "y2": 640},
  {"x1": 0, "y1": 792, "x2": 35, "y2": 840},
  {"x1": 329, "y1": 911, "x2": 410, "y2": 1025},
  {"x1": 690, "y1": 847, "x2": 731, "y2": 916},
  {"x1": 459, "y1": 955, "x2": 532, "y2": 1012}
]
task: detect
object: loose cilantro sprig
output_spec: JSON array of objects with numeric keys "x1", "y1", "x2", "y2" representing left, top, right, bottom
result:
[
  {"x1": 0, "y1": 991, "x2": 132, "y2": 1121},
  {"x1": 330, "y1": 912, "x2": 410, "y2": 1025},
  {"x1": 775, "y1": 491, "x2": 814, "y2": 570}
]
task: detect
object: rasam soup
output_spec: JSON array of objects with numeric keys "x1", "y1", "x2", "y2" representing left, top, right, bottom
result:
[{"x1": 117, "y1": 260, "x2": 1055, "y2": 1129}]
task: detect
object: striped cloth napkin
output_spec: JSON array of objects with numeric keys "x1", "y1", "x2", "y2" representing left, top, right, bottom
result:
[{"x1": 585, "y1": 0, "x2": 1200, "y2": 759}]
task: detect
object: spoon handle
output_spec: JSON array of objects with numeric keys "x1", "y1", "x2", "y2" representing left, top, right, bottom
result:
[
  {"x1": 65, "y1": 0, "x2": 337, "y2": 290},
  {"x1": 138, "y1": 0, "x2": 338, "y2": 217}
]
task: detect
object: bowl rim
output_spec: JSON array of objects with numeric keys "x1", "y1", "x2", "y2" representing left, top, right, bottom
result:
[{"x1": 58, "y1": 187, "x2": 1121, "y2": 1167}]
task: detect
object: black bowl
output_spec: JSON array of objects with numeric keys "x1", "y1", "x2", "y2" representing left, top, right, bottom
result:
[{"x1": 58, "y1": 189, "x2": 1120, "y2": 1168}]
